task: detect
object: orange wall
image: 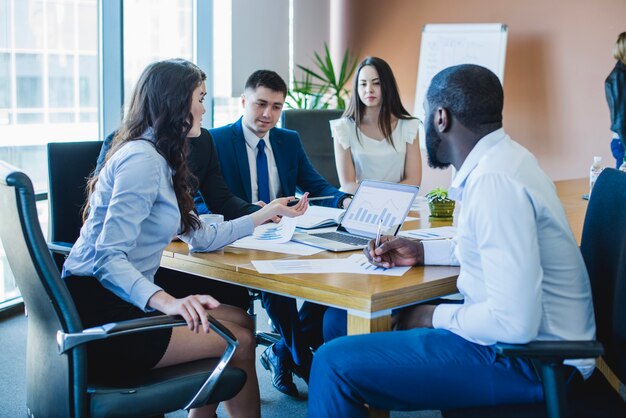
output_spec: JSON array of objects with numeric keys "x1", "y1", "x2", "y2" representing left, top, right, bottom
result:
[{"x1": 344, "y1": 0, "x2": 626, "y2": 180}]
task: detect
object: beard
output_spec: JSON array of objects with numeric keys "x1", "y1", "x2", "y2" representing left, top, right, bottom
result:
[{"x1": 425, "y1": 113, "x2": 451, "y2": 169}]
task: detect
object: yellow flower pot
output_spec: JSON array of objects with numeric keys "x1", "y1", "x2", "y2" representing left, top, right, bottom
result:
[{"x1": 428, "y1": 199, "x2": 455, "y2": 219}]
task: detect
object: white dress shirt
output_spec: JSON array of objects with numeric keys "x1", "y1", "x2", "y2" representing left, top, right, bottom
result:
[
  {"x1": 62, "y1": 138, "x2": 254, "y2": 311},
  {"x1": 424, "y1": 129, "x2": 596, "y2": 378},
  {"x1": 242, "y1": 122, "x2": 282, "y2": 202}
]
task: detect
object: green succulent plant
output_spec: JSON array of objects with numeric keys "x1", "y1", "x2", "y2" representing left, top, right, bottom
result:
[{"x1": 425, "y1": 187, "x2": 452, "y2": 203}]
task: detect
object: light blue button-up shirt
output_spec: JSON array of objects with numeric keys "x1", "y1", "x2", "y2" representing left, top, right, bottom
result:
[
  {"x1": 423, "y1": 129, "x2": 596, "y2": 378},
  {"x1": 62, "y1": 138, "x2": 254, "y2": 311}
]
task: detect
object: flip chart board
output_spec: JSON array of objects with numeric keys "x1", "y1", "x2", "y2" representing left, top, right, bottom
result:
[{"x1": 413, "y1": 23, "x2": 508, "y2": 127}]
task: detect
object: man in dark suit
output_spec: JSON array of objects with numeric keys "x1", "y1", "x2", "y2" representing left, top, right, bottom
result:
[{"x1": 211, "y1": 70, "x2": 352, "y2": 397}]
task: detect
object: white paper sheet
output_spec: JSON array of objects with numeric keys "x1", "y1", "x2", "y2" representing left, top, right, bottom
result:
[
  {"x1": 398, "y1": 226, "x2": 457, "y2": 240},
  {"x1": 251, "y1": 254, "x2": 411, "y2": 276},
  {"x1": 228, "y1": 240, "x2": 324, "y2": 256}
]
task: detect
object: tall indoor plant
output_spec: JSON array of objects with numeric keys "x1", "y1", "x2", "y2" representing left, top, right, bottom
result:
[{"x1": 287, "y1": 43, "x2": 359, "y2": 110}]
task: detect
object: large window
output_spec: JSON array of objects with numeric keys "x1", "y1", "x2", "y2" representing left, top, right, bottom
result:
[
  {"x1": 0, "y1": 0, "x2": 99, "y2": 305},
  {"x1": 0, "y1": 0, "x2": 99, "y2": 190},
  {"x1": 122, "y1": 0, "x2": 193, "y2": 109}
]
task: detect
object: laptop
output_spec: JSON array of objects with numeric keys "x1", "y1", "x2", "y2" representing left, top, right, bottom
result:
[{"x1": 292, "y1": 180, "x2": 419, "y2": 252}]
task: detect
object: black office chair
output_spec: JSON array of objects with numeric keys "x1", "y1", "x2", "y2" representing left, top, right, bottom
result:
[
  {"x1": 0, "y1": 160, "x2": 247, "y2": 417},
  {"x1": 281, "y1": 109, "x2": 344, "y2": 188},
  {"x1": 443, "y1": 168, "x2": 626, "y2": 418},
  {"x1": 47, "y1": 141, "x2": 103, "y2": 268}
]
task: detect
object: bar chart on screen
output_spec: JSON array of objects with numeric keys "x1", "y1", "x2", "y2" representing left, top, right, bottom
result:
[
  {"x1": 341, "y1": 182, "x2": 417, "y2": 235},
  {"x1": 347, "y1": 202, "x2": 400, "y2": 228}
]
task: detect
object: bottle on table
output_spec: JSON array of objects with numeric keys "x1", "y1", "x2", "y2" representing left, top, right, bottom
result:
[
  {"x1": 589, "y1": 156, "x2": 604, "y2": 195},
  {"x1": 619, "y1": 157, "x2": 626, "y2": 172}
]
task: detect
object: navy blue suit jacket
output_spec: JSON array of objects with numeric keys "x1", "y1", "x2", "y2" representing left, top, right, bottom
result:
[{"x1": 210, "y1": 118, "x2": 345, "y2": 208}]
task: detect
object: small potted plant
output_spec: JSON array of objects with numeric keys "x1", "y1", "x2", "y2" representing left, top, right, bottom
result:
[{"x1": 426, "y1": 187, "x2": 455, "y2": 219}]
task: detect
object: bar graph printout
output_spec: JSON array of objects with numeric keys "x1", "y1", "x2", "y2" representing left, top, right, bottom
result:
[
  {"x1": 233, "y1": 216, "x2": 298, "y2": 245},
  {"x1": 251, "y1": 254, "x2": 411, "y2": 276}
]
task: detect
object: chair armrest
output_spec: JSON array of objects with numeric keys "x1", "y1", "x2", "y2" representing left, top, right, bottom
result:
[
  {"x1": 496, "y1": 340, "x2": 604, "y2": 362},
  {"x1": 58, "y1": 314, "x2": 240, "y2": 410},
  {"x1": 48, "y1": 241, "x2": 73, "y2": 256},
  {"x1": 57, "y1": 314, "x2": 236, "y2": 353}
]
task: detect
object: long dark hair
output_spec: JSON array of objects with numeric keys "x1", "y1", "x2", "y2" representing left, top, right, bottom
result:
[
  {"x1": 84, "y1": 59, "x2": 205, "y2": 233},
  {"x1": 343, "y1": 56, "x2": 414, "y2": 147}
]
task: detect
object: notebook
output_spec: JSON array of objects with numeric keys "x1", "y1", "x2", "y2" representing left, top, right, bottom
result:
[
  {"x1": 292, "y1": 180, "x2": 419, "y2": 252},
  {"x1": 296, "y1": 206, "x2": 345, "y2": 229}
]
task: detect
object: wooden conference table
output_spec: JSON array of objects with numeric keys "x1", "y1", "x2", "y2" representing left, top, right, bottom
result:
[{"x1": 160, "y1": 177, "x2": 588, "y2": 417}]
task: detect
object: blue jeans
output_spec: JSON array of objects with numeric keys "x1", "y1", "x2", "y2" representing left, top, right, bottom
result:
[{"x1": 308, "y1": 328, "x2": 547, "y2": 417}]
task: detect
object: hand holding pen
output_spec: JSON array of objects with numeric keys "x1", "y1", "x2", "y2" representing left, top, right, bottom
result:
[
  {"x1": 287, "y1": 195, "x2": 334, "y2": 206},
  {"x1": 364, "y1": 234, "x2": 425, "y2": 268}
]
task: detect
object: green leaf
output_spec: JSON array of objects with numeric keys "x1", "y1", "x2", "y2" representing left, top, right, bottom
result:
[{"x1": 292, "y1": 43, "x2": 359, "y2": 110}]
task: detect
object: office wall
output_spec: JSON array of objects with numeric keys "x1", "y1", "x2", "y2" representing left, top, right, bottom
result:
[
  {"x1": 344, "y1": 0, "x2": 626, "y2": 181},
  {"x1": 293, "y1": 1, "x2": 331, "y2": 81},
  {"x1": 231, "y1": 0, "x2": 289, "y2": 95}
]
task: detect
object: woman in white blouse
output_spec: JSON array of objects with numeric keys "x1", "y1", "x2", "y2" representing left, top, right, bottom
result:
[{"x1": 330, "y1": 56, "x2": 422, "y2": 193}]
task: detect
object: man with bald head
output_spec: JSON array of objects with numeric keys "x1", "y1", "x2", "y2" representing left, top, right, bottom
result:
[{"x1": 308, "y1": 64, "x2": 596, "y2": 416}]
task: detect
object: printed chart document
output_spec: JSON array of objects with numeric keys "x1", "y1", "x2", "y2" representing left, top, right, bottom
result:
[
  {"x1": 398, "y1": 226, "x2": 457, "y2": 240},
  {"x1": 296, "y1": 206, "x2": 345, "y2": 229},
  {"x1": 251, "y1": 254, "x2": 411, "y2": 276},
  {"x1": 234, "y1": 216, "x2": 298, "y2": 245},
  {"x1": 229, "y1": 216, "x2": 324, "y2": 255}
]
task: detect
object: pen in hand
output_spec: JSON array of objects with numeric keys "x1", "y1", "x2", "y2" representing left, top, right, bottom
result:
[
  {"x1": 287, "y1": 195, "x2": 334, "y2": 206},
  {"x1": 375, "y1": 218, "x2": 383, "y2": 248}
]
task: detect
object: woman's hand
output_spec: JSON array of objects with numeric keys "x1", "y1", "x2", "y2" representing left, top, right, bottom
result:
[
  {"x1": 250, "y1": 193, "x2": 309, "y2": 226},
  {"x1": 148, "y1": 290, "x2": 220, "y2": 333}
]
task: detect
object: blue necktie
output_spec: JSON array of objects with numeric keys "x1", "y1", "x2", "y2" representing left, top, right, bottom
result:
[{"x1": 256, "y1": 139, "x2": 270, "y2": 203}]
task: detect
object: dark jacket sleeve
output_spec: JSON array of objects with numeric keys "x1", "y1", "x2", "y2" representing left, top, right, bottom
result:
[
  {"x1": 188, "y1": 129, "x2": 260, "y2": 220},
  {"x1": 95, "y1": 131, "x2": 116, "y2": 172},
  {"x1": 292, "y1": 131, "x2": 347, "y2": 208},
  {"x1": 605, "y1": 61, "x2": 626, "y2": 143}
]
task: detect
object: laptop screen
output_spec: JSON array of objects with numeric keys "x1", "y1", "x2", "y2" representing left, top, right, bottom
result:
[{"x1": 338, "y1": 180, "x2": 419, "y2": 238}]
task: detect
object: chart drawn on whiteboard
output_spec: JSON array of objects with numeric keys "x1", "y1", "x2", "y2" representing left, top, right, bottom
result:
[{"x1": 414, "y1": 23, "x2": 508, "y2": 145}]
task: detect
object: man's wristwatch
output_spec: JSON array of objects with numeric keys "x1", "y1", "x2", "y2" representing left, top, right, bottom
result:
[{"x1": 338, "y1": 194, "x2": 354, "y2": 209}]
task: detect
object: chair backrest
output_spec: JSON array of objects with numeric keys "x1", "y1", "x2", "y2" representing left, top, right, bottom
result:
[
  {"x1": 580, "y1": 168, "x2": 626, "y2": 382},
  {"x1": 281, "y1": 109, "x2": 344, "y2": 188},
  {"x1": 0, "y1": 160, "x2": 87, "y2": 417},
  {"x1": 47, "y1": 141, "x2": 102, "y2": 245}
]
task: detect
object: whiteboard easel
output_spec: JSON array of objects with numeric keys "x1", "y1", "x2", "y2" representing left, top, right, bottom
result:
[{"x1": 413, "y1": 23, "x2": 508, "y2": 138}]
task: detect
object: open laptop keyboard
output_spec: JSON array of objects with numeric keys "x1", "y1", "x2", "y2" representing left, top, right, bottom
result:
[{"x1": 313, "y1": 231, "x2": 370, "y2": 246}]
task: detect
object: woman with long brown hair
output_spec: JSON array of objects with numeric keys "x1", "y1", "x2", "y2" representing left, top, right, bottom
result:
[
  {"x1": 331, "y1": 56, "x2": 422, "y2": 193},
  {"x1": 62, "y1": 59, "x2": 308, "y2": 418}
]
